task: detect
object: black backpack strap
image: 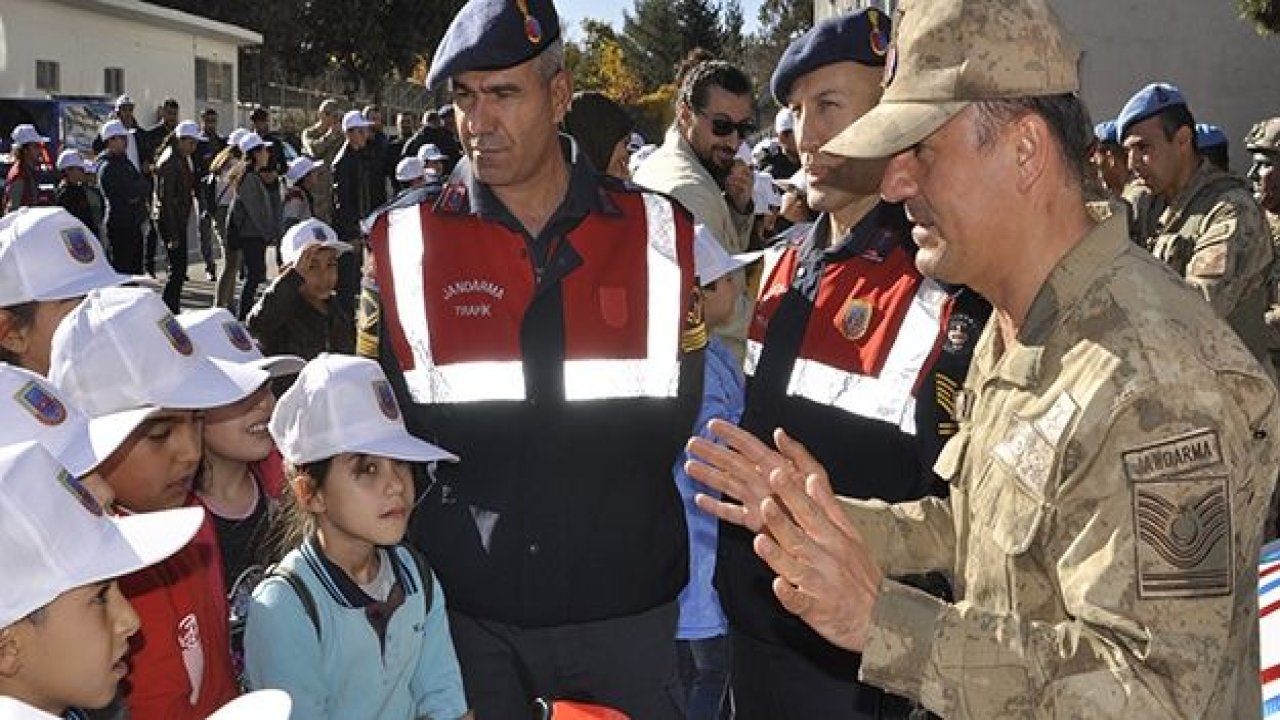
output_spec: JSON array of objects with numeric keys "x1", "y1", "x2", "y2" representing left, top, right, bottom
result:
[
  {"x1": 400, "y1": 544, "x2": 434, "y2": 617},
  {"x1": 266, "y1": 564, "x2": 321, "y2": 640}
]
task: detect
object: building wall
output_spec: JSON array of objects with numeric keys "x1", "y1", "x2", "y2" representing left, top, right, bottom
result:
[
  {"x1": 816, "y1": 0, "x2": 1280, "y2": 173},
  {"x1": 0, "y1": 0, "x2": 244, "y2": 128}
]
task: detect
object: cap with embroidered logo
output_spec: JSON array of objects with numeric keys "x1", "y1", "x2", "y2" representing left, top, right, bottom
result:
[
  {"x1": 238, "y1": 131, "x2": 273, "y2": 154},
  {"x1": 770, "y1": 9, "x2": 893, "y2": 106},
  {"x1": 279, "y1": 218, "x2": 353, "y2": 267},
  {"x1": 823, "y1": 0, "x2": 1081, "y2": 159},
  {"x1": 56, "y1": 149, "x2": 89, "y2": 172},
  {"x1": 0, "y1": 441, "x2": 204, "y2": 628},
  {"x1": 0, "y1": 208, "x2": 131, "y2": 307},
  {"x1": 0, "y1": 364, "x2": 100, "y2": 477},
  {"x1": 417, "y1": 143, "x2": 446, "y2": 163},
  {"x1": 48, "y1": 287, "x2": 270, "y2": 462},
  {"x1": 270, "y1": 354, "x2": 458, "y2": 466},
  {"x1": 179, "y1": 307, "x2": 305, "y2": 379},
  {"x1": 426, "y1": 0, "x2": 561, "y2": 91}
]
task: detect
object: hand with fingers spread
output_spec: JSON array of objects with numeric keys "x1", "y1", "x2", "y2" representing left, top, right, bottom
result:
[
  {"x1": 686, "y1": 419, "x2": 793, "y2": 532},
  {"x1": 755, "y1": 464, "x2": 884, "y2": 653}
]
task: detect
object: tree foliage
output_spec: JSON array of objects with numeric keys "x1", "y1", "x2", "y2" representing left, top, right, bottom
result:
[
  {"x1": 1239, "y1": 0, "x2": 1280, "y2": 33},
  {"x1": 568, "y1": 20, "x2": 646, "y2": 105},
  {"x1": 144, "y1": 0, "x2": 463, "y2": 99}
]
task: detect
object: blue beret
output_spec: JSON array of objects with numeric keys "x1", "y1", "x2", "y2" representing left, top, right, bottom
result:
[
  {"x1": 1117, "y1": 82, "x2": 1186, "y2": 139},
  {"x1": 426, "y1": 0, "x2": 561, "y2": 91},
  {"x1": 1093, "y1": 120, "x2": 1118, "y2": 146},
  {"x1": 1195, "y1": 123, "x2": 1227, "y2": 150},
  {"x1": 770, "y1": 9, "x2": 892, "y2": 106}
]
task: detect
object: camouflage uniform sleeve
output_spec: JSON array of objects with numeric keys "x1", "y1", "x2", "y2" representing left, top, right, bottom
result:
[
  {"x1": 857, "y1": 377, "x2": 1280, "y2": 719},
  {"x1": 1184, "y1": 195, "x2": 1272, "y2": 317},
  {"x1": 839, "y1": 495, "x2": 956, "y2": 578}
]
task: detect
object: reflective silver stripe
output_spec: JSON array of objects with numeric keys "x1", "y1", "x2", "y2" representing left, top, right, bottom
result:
[
  {"x1": 389, "y1": 194, "x2": 685, "y2": 404},
  {"x1": 744, "y1": 339, "x2": 763, "y2": 377},
  {"x1": 388, "y1": 205, "x2": 528, "y2": 403},
  {"x1": 784, "y1": 279, "x2": 947, "y2": 435},
  {"x1": 563, "y1": 193, "x2": 683, "y2": 401}
]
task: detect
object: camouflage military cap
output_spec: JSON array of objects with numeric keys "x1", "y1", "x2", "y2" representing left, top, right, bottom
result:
[
  {"x1": 1245, "y1": 118, "x2": 1280, "y2": 153},
  {"x1": 823, "y1": 0, "x2": 1081, "y2": 159}
]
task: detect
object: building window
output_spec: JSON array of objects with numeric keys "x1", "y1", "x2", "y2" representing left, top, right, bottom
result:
[
  {"x1": 36, "y1": 60, "x2": 60, "y2": 92},
  {"x1": 195, "y1": 58, "x2": 233, "y2": 103},
  {"x1": 104, "y1": 68, "x2": 125, "y2": 96}
]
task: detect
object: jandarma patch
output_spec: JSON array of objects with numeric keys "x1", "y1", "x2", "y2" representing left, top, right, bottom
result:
[
  {"x1": 14, "y1": 380, "x2": 66, "y2": 426},
  {"x1": 61, "y1": 227, "x2": 95, "y2": 264},
  {"x1": 1122, "y1": 429, "x2": 1222, "y2": 481},
  {"x1": 222, "y1": 321, "x2": 254, "y2": 353},
  {"x1": 1132, "y1": 477, "x2": 1232, "y2": 599},
  {"x1": 373, "y1": 380, "x2": 400, "y2": 420}
]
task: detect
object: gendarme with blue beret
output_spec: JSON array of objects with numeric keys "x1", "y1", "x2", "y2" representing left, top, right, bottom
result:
[
  {"x1": 770, "y1": 9, "x2": 892, "y2": 105},
  {"x1": 1116, "y1": 82, "x2": 1185, "y2": 139},
  {"x1": 427, "y1": 0, "x2": 561, "y2": 90}
]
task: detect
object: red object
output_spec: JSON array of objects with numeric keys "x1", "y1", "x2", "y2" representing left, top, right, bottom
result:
[
  {"x1": 117, "y1": 502, "x2": 238, "y2": 719},
  {"x1": 551, "y1": 700, "x2": 630, "y2": 720}
]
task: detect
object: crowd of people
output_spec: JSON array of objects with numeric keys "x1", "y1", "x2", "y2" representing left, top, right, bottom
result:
[{"x1": 3, "y1": 0, "x2": 1280, "y2": 718}]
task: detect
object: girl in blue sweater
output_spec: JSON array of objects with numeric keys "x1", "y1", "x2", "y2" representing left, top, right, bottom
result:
[{"x1": 244, "y1": 354, "x2": 471, "y2": 719}]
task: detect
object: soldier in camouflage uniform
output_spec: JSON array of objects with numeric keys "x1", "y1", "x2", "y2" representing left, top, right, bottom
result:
[
  {"x1": 684, "y1": 0, "x2": 1280, "y2": 717},
  {"x1": 1118, "y1": 83, "x2": 1274, "y2": 365},
  {"x1": 1247, "y1": 119, "x2": 1280, "y2": 365}
]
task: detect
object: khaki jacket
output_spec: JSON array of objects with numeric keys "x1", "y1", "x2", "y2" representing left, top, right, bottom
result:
[{"x1": 843, "y1": 208, "x2": 1280, "y2": 718}]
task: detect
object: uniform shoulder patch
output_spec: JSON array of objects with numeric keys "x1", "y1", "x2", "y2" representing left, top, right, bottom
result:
[
  {"x1": 1125, "y1": 429, "x2": 1232, "y2": 599},
  {"x1": 1122, "y1": 428, "x2": 1223, "y2": 482}
]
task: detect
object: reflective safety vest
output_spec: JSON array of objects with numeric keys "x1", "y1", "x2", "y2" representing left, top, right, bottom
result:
[
  {"x1": 746, "y1": 232, "x2": 948, "y2": 435},
  {"x1": 371, "y1": 190, "x2": 695, "y2": 406}
]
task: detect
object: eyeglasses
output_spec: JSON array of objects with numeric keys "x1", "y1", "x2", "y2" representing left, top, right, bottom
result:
[{"x1": 695, "y1": 108, "x2": 756, "y2": 138}]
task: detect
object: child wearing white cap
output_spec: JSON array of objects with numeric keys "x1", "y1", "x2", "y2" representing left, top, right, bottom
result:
[
  {"x1": 673, "y1": 224, "x2": 760, "y2": 716},
  {"x1": 208, "y1": 132, "x2": 247, "y2": 310},
  {"x1": 0, "y1": 207, "x2": 133, "y2": 373},
  {"x1": 245, "y1": 219, "x2": 355, "y2": 389},
  {"x1": 47, "y1": 286, "x2": 270, "y2": 720},
  {"x1": 178, "y1": 307, "x2": 303, "y2": 675},
  {"x1": 282, "y1": 156, "x2": 324, "y2": 234},
  {"x1": 4, "y1": 124, "x2": 49, "y2": 213},
  {"x1": 0, "y1": 442, "x2": 204, "y2": 719},
  {"x1": 54, "y1": 150, "x2": 106, "y2": 241},
  {"x1": 245, "y1": 354, "x2": 470, "y2": 720}
]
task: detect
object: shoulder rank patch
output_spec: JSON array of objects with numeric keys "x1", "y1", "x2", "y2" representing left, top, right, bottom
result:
[
  {"x1": 1122, "y1": 429, "x2": 1223, "y2": 482},
  {"x1": 1132, "y1": 477, "x2": 1232, "y2": 599}
]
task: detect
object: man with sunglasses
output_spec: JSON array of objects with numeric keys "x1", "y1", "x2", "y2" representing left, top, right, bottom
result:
[{"x1": 634, "y1": 59, "x2": 758, "y2": 361}]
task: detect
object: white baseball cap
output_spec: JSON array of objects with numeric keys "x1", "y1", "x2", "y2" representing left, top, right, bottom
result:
[
  {"x1": 227, "y1": 127, "x2": 250, "y2": 150},
  {"x1": 775, "y1": 107, "x2": 795, "y2": 134},
  {"x1": 694, "y1": 224, "x2": 762, "y2": 286},
  {"x1": 55, "y1": 149, "x2": 88, "y2": 172},
  {"x1": 174, "y1": 120, "x2": 204, "y2": 141},
  {"x1": 48, "y1": 287, "x2": 270, "y2": 462},
  {"x1": 279, "y1": 218, "x2": 353, "y2": 267},
  {"x1": 100, "y1": 119, "x2": 133, "y2": 141},
  {"x1": 752, "y1": 172, "x2": 783, "y2": 214},
  {"x1": 11, "y1": 124, "x2": 49, "y2": 147},
  {"x1": 0, "y1": 208, "x2": 132, "y2": 307},
  {"x1": 286, "y1": 156, "x2": 323, "y2": 184},
  {"x1": 270, "y1": 354, "x2": 458, "y2": 466},
  {"x1": 417, "y1": 143, "x2": 445, "y2": 162},
  {"x1": 0, "y1": 441, "x2": 204, "y2": 628},
  {"x1": 113, "y1": 94, "x2": 134, "y2": 109},
  {"x1": 179, "y1": 307, "x2": 304, "y2": 379},
  {"x1": 206, "y1": 689, "x2": 293, "y2": 720},
  {"x1": 342, "y1": 110, "x2": 373, "y2": 133},
  {"x1": 0, "y1": 365, "x2": 100, "y2": 478},
  {"x1": 238, "y1": 131, "x2": 272, "y2": 154},
  {"x1": 395, "y1": 156, "x2": 425, "y2": 182}
]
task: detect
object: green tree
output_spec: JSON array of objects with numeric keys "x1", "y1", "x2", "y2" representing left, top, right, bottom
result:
[
  {"x1": 1239, "y1": 0, "x2": 1280, "y2": 32},
  {"x1": 721, "y1": 0, "x2": 749, "y2": 67},
  {"x1": 568, "y1": 20, "x2": 645, "y2": 104},
  {"x1": 620, "y1": 0, "x2": 687, "y2": 88},
  {"x1": 745, "y1": 0, "x2": 813, "y2": 104}
]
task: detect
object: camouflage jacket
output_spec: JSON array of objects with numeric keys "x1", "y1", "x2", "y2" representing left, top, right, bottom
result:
[
  {"x1": 1148, "y1": 162, "x2": 1273, "y2": 363},
  {"x1": 841, "y1": 208, "x2": 1280, "y2": 718}
]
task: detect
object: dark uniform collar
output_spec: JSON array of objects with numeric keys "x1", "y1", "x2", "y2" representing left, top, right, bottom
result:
[
  {"x1": 800, "y1": 201, "x2": 912, "y2": 264},
  {"x1": 976, "y1": 204, "x2": 1129, "y2": 388},
  {"x1": 300, "y1": 535, "x2": 419, "y2": 609},
  {"x1": 436, "y1": 134, "x2": 622, "y2": 227}
]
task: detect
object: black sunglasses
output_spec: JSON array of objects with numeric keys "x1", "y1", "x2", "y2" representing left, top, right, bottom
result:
[{"x1": 695, "y1": 108, "x2": 756, "y2": 138}]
